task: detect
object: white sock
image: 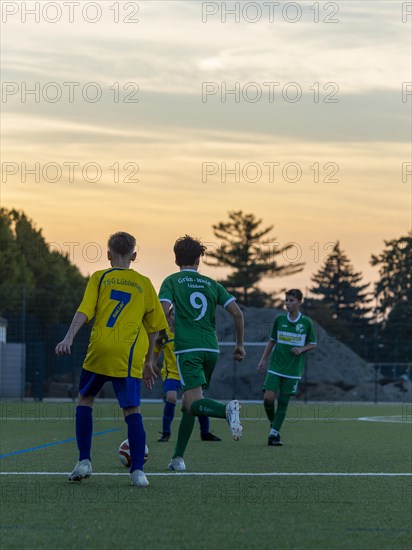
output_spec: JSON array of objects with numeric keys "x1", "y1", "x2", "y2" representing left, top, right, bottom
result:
[{"x1": 270, "y1": 428, "x2": 279, "y2": 436}]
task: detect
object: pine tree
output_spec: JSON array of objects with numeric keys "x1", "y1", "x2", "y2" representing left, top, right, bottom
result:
[
  {"x1": 371, "y1": 233, "x2": 412, "y2": 360},
  {"x1": 371, "y1": 233, "x2": 412, "y2": 318},
  {"x1": 206, "y1": 210, "x2": 304, "y2": 306},
  {"x1": 310, "y1": 241, "x2": 372, "y2": 323},
  {"x1": 308, "y1": 241, "x2": 373, "y2": 356}
]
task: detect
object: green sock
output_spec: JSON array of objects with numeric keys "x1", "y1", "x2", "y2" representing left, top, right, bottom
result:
[
  {"x1": 272, "y1": 394, "x2": 291, "y2": 432},
  {"x1": 264, "y1": 400, "x2": 275, "y2": 422},
  {"x1": 173, "y1": 410, "x2": 195, "y2": 459},
  {"x1": 190, "y1": 398, "x2": 226, "y2": 419}
]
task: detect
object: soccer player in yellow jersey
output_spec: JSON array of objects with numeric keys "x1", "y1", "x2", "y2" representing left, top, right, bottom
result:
[{"x1": 55, "y1": 232, "x2": 168, "y2": 487}]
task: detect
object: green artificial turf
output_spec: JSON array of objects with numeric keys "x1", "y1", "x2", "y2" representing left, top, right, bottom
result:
[{"x1": 1, "y1": 401, "x2": 411, "y2": 549}]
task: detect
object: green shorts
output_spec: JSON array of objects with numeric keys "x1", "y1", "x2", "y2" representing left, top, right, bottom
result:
[
  {"x1": 176, "y1": 351, "x2": 219, "y2": 391},
  {"x1": 263, "y1": 372, "x2": 300, "y2": 395}
]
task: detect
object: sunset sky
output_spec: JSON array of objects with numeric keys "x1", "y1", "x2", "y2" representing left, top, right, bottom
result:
[{"x1": 2, "y1": 1, "x2": 411, "y2": 295}]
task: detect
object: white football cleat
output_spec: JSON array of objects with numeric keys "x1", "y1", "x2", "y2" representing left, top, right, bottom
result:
[
  {"x1": 226, "y1": 400, "x2": 243, "y2": 441},
  {"x1": 130, "y1": 469, "x2": 149, "y2": 487},
  {"x1": 167, "y1": 456, "x2": 186, "y2": 471},
  {"x1": 68, "y1": 459, "x2": 92, "y2": 482}
]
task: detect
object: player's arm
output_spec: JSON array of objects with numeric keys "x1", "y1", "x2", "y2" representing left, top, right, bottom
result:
[
  {"x1": 152, "y1": 350, "x2": 161, "y2": 376},
  {"x1": 55, "y1": 312, "x2": 88, "y2": 355},
  {"x1": 291, "y1": 343, "x2": 317, "y2": 356},
  {"x1": 257, "y1": 340, "x2": 276, "y2": 372},
  {"x1": 141, "y1": 279, "x2": 170, "y2": 389},
  {"x1": 152, "y1": 334, "x2": 165, "y2": 376},
  {"x1": 142, "y1": 331, "x2": 159, "y2": 390},
  {"x1": 56, "y1": 274, "x2": 97, "y2": 355},
  {"x1": 225, "y1": 301, "x2": 245, "y2": 361},
  {"x1": 291, "y1": 320, "x2": 317, "y2": 355},
  {"x1": 160, "y1": 300, "x2": 171, "y2": 318}
]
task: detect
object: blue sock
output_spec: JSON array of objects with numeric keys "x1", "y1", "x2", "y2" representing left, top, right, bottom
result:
[
  {"x1": 199, "y1": 415, "x2": 210, "y2": 435},
  {"x1": 126, "y1": 413, "x2": 145, "y2": 473},
  {"x1": 163, "y1": 401, "x2": 176, "y2": 434},
  {"x1": 75, "y1": 405, "x2": 92, "y2": 461}
]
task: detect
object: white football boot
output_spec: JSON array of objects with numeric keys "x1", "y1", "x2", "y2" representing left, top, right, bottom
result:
[
  {"x1": 167, "y1": 457, "x2": 186, "y2": 471},
  {"x1": 68, "y1": 459, "x2": 92, "y2": 482},
  {"x1": 130, "y1": 469, "x2": 149, "y2": 487},
  {"x1": 226, "y1": 400, "x2": 243, "y2": 441}
]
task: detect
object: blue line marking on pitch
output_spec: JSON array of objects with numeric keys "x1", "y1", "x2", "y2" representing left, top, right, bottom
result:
[
  {"x1": 0, "y1": 428, "x2": 120, "y2": 458},
  {"x1": 346, "y1": 528, "x2": 412, "y2": 533}
]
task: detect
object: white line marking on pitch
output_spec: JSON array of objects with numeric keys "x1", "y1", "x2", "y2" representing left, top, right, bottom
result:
[
  {"x1": 357, "y1": 416, "x2": 408, "y2": 423},
  {"x1": 1, "y1": 472, "x2": 411, "y2": 477},
  {"x1": 2, "y1": 416, "x2": 409, "y2": 422}
]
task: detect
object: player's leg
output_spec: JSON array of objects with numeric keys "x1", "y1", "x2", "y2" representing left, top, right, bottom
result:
[
  {"x1": 197, "y1": 389, "x2": 221, "y2": 440},
  {"x1": 183, "y1": 353, "x2": 225, "y2": 417},
  {"x1": 76, "y1": 393, "x2": 94, "y2": 460},
  {"x1": 113, "y1": 377, "x2": 148, "y2": 487},
  {"x1": 268, "y1": 391, "x2": 291, "y2": 446},
  {"x1": 183, "y1": 352, "x2": 242, "y2": 441},
  {"x1": 262, "y1": 373, "x2": 283, "y2": 446},
  {"x1": 271, "y1": 392, "x2": 291, "y2": 434},
  {"x1": 168, "y1": 385, "x2": 200, "y2": 470},
  {"x1": 198, "y1": 415, "x2": 209, "y2": 437},
  {"x1": 198, "y1": 415, "x2": 221, "y2": 441},
  {"x1": 270, "y1": 378, "x2": 298, "y2": 445},
  {"x1": 68, "y1": 370, "x2": 105, "y2": 481},
  {"x1": 263, "y1": 389, "x2": 276, "y2": 424},
  {"x1": 159, "y1": 380, "x2": 180, "y2": 442}
]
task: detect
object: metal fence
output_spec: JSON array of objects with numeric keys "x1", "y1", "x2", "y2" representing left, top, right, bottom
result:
[
  {"x1": 218, "y1": 343, "x2": 412, "y2": 404},
  {"x1": 1, "y1": 326, "x2": 411, "y2": 403}
]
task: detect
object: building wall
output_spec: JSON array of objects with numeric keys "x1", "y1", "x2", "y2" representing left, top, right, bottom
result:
[{"x1": 0, "y1": 343, "x2": 25, "y2": 398}]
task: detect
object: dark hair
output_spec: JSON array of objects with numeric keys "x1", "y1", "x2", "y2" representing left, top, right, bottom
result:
[
  {"x1": 174, "y1": 235, "x2": 206, "y2": 267},
  {"x1": 108, "y1": 232, "x2": 136, "y2": 257},
  {"x1": 285, "y1": 289, "x2": 303, "y2": 301}
]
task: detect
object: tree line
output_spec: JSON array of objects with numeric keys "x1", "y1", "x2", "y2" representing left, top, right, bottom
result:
[
  {"x1": 1, "y1": 208, "x2": 410, "y2": 361},
  {"x1": 0, "y1": 208, "x2": 86, "y2": 324},
  {"x1": 207, "y1": 211, "x2": 411, "y2": 362}
]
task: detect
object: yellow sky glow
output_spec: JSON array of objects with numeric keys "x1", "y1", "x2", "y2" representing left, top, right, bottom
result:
[{"x1": 2, "y1": 1, "x2": 411, "y2": 297}]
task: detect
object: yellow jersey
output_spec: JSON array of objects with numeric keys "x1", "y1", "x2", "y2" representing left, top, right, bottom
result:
[
  {"x1": 154, "y1": 326, "x2": 180, "y2": 382},
  {"x1": 77, "y1": 267, "x2": 168, "y2": 378}
]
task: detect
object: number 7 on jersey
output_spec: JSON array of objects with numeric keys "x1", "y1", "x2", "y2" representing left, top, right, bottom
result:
[{"x1": 106, "y1": 290, "x2": 132, "y2": 327}]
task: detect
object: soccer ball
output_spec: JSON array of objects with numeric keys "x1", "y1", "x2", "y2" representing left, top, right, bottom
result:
[{"x1": 118, "y1": 439, "x2": 149, "y2": 468}]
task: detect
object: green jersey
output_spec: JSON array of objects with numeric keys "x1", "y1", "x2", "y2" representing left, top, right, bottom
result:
[
  {"x1": 158, "y1": 269, "x2": 235, "y2": 354},
  {"x1": 268, "y1": 312, "x2": 316, "y2": 379}
]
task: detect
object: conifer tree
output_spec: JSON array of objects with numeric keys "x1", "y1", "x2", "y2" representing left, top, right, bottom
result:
[
  {"x1": 207, "y1": 210, "x2": 304, "y2": 306},
  {"x1": 310, "y1": 241, "x2": 372, "y2": 323},
  {"x1": 371, "y1": 233, "x2": 412, "y2": 360}
]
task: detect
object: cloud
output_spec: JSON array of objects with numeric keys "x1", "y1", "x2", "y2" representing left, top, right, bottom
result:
[
  {"x1": 2, "y1": 1, "x2": 409, "y2": 94},
  {"x1": 1, "y1": 1, "x2": 410, "y2": 290}
]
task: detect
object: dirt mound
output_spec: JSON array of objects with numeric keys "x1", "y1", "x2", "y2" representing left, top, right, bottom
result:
[{"x1": 204, "y1": 307, "x2": 410, "y2": 402}]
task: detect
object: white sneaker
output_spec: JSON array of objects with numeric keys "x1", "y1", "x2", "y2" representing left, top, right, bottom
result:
[
  {"x1": 226, "y1": 400, "x2": 243, "y2": 441},
  {"x1": 167, "y1": 457, "x2": 186, "y2": 471},
  {"x1": 68, "y1": 459, "x2": 92, "y2": 481},
  {"x1": 130, "y1": 469, "x2": 149, "y2": 487}
]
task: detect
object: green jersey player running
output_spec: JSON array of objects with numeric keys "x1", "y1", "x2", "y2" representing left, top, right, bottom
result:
[
  {"x1": 159, "y1": 235, "x2": 246, "y2": 471},
  {"x1": 258, "y1": 289, "x2": 317, "y2": 446}
]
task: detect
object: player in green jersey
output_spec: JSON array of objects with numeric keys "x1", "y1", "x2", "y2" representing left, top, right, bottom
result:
[
  {"x1": 159, "y1": 235, "x2": 245, "y2": 471},
  {"x1": 258, "y1": 289, "x2": 317, "y2": 446},
  {"x1": 154, "y1": 307, "x2": 222, "y2": 442}
]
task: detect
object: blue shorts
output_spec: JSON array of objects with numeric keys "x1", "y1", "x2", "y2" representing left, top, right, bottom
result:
[
  {"x1": 79, "y1": 369, "x2": 141, "y2": 408},
  {"x1": 162, "y1": 378, "x2": 181, "y2": 393}
]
